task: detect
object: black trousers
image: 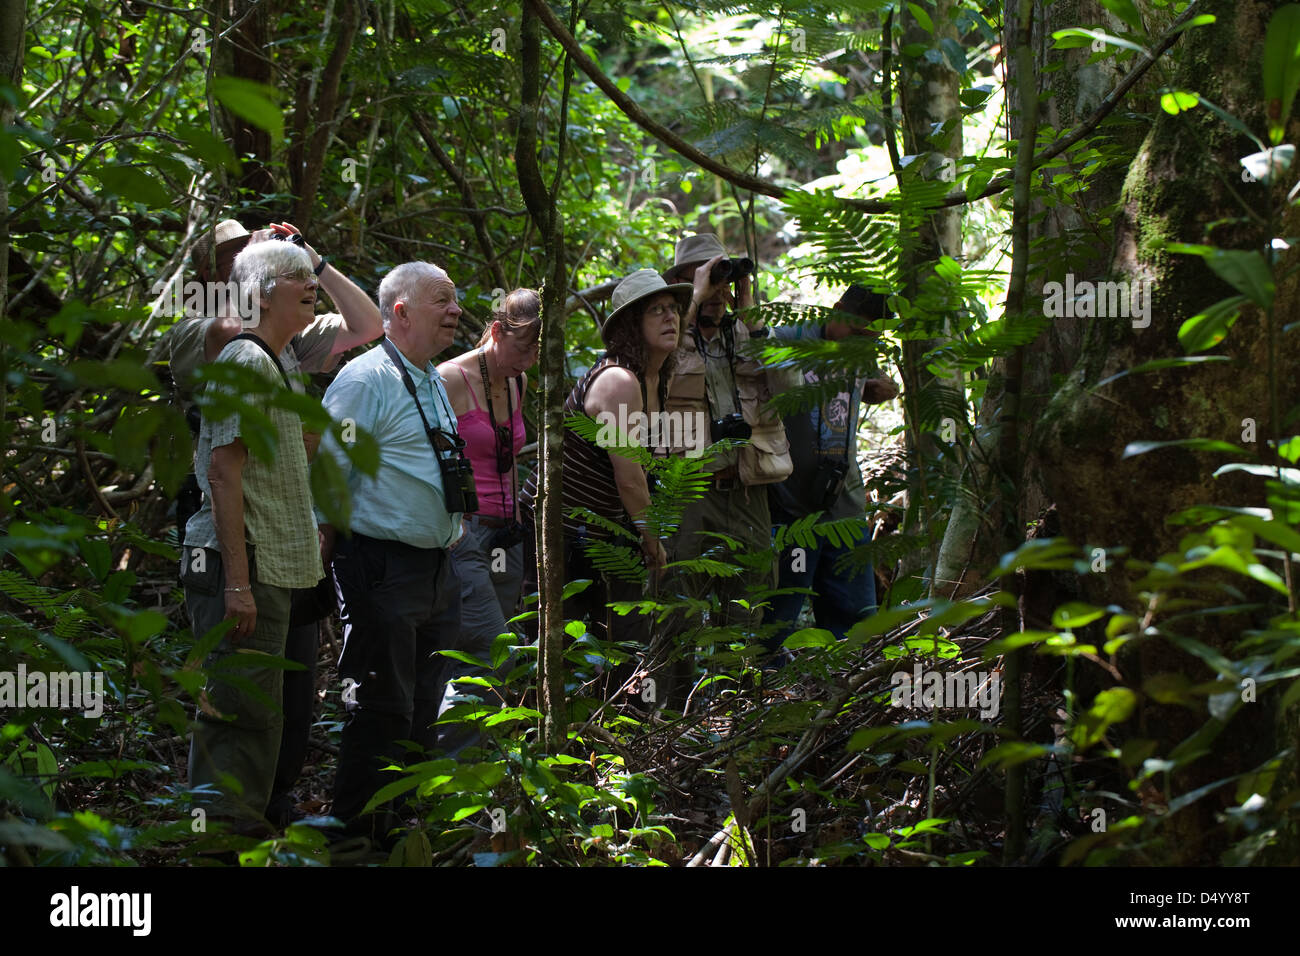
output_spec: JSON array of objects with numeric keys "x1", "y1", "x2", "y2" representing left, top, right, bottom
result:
[{"x1": 330, "y1": 533, "x2": 461, "y2": 834}]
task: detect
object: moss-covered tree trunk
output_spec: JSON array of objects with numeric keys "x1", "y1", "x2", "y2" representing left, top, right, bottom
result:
[
  {"x1": 936, "y1": 0, "x2": 1139, "y2": 598},
  {"x1": 1036, "y1": 0, "x2": 1300, "y2": 863}
]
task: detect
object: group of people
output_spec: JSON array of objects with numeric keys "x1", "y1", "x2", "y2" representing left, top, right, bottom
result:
[{"x1": 163, "y1": 218, "x2": 896, "y2": 842}]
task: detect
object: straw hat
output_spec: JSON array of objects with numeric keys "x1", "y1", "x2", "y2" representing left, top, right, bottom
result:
[{"x1": 602, "y1": 269, "x2": 693, "y2": 344}]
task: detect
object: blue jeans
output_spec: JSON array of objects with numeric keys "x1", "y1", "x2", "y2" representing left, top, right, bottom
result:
[{"x1": 765, "y1": 520, "x2": 876, "y2": 652}]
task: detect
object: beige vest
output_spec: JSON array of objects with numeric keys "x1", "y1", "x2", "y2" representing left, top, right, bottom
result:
[{"x1": 665, "y1": 320, "x2": 793, "y2": 485}]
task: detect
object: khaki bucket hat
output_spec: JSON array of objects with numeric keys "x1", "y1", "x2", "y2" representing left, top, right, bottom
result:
[
  {"x1": 602, "y1": 269, "x2": 693, "y2": 344},
  {"x1": 191, "y1": 219, "x2": 251, "y2": 273},
  {"x1": 662, "y1": 233, "x2": 728, "y2": 281}
]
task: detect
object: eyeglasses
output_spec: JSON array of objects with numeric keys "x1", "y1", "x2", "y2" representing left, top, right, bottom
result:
[
  {"x1": 278, "y1": 267, "x2": 315, "y2": 282},
  {"x1": 645, "y1": 302, "x2": 680, "y2": 319}
]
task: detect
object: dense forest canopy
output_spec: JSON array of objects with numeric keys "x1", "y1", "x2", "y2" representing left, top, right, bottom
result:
[{"x1": 0, "y1": 0, "x2": 1297, "y2": 883}]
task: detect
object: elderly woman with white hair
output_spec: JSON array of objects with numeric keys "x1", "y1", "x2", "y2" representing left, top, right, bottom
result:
[{"x1": 181, "y1": 239, "x2": 325, "y2": 830}]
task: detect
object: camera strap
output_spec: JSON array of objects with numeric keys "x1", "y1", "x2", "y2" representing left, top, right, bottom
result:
[
  {"x1": 691, "y1": 323, "x2": 744, "y2": 421},
  {"x1": 232, "y1": 332, "x2": 292, "y2": 391},
  {"x1": 380, "y1": 337, "x2": 460, "y2": 459},
  {"x1": 479, "y1": 349, "x2": 520, "y2": 519}
]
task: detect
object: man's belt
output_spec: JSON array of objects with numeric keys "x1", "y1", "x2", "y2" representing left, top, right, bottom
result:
[{"x1": 473, "y1": 515, "x2": 510, "y2": 529}]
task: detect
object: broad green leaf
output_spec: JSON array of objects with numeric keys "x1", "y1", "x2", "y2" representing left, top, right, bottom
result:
[
  {"x1": 1167, "y1": 244, "x2": 1273, "y2": 309},
  {"x1": 175, "y1": 126, "x2": 238, "y2": 172},
  {"x1": 1051, "y1": 28, "x2": 1148, "y2": 56},
  {"x1": 1263, "y1": 4, "x2": 1300, "y2": 144},
  {"x1": 1100, "y1": 0, "x2": 1143, "y2": 32},
  {"x1": 1051, "y1": 602, "x2": 1106, "y2": 629},
  {"x1": 93, "y1": 165, "x2": 172, "y2": 208},
  {"x1": 1094, "y1": 354, "x2": 1231, "y2": 388},
  {"x1": 978, "y1": 741, "x2": 1059, "y2": 769},
  {"x1": 212, "y1": 76, "x2": 284, "y2": 144},
  {"x1": 907, "y1": 3, "x2": 933, "y2": 33},
  {"x1": 982, "y1": 630, "x2": 1063, "y2": 656},
  {"x1": 783, "y1": 627, "x2": 835, "y2": 649},
  {"x1": 1122, "y1": 438, "x2": 1245, "y2": 459},
  {"x1": 1071, "y1": 687, "x2": 1137, "y2": 749},
  {"x1": 1159, "y1": 90, "x2": 1199, "y2": 114},
  {"x1": 1177, "y1": 295, "x2": 1246, "y2": 352}
]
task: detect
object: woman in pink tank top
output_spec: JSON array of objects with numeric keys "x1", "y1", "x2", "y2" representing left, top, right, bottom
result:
[{"x1": 436, "y1": 290, "x2": 539, "y2": 755}]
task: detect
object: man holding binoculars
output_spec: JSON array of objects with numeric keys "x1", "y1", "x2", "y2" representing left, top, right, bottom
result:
[{"x1": 658, "y1": 234, "x2": 792, "y2": 692}]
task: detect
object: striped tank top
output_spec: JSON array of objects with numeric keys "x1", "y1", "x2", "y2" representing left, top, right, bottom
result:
[{"x1": 522, "y1": 356, "x2": 635, "y2": 539}]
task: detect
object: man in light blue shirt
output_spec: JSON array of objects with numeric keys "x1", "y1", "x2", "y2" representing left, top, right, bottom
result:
[{"x1": 317, "y1": 261, "x2": 468, "y2": 840}]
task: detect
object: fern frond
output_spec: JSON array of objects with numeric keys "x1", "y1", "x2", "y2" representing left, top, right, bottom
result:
[
  {"x1": 566, "y1": 507, "x2": 639, "y2": 543},
  {"x1": 580, "y1": 539, "x2": 646, "y2": 585},
  {"x1": 563, "y1": 412, "x2": 653, "y2": 466},
  {"x1": 832, "y1": 532, "x2": 930, "y2": 575}
]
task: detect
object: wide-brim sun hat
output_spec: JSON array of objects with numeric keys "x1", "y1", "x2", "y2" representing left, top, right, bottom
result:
[
  {"x1": 191, "y1": 219, "x2": 251, "y2": 272},
  {"x1": 602, "y1": 269, "x2": 693, "y2": 345},
  {"x1": 661, "y1": 233, "x2": 728, "y2": 281}
]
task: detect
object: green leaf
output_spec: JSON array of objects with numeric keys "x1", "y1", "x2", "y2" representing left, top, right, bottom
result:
[
  {"x1": 0, "y1": 819, "x2": 73, "y2": 850},
  {"x1": 1177, "y1": 295, "x2": 1247, "y2": 352},
  {"x1": 1100, "y1": 0, "x2": 1143, "y2": 32},
  {"x1": 92, "y1": 165, "x2": 172, "y2": 208},
  {"x1": 1122, "y1": 438, "x2": 1245, "y2": 459},
  {"x1": 175, "y1": 126, "x2": 238, "y2": 172},
  {"x1": 783, "y1": 627, "x2": 835, "y2": 649},
  {"x1": 989, "y1": 538, "x2": 1081, "y2": 577},
  {"x1": 939, "y1": 37, "x2": 966, "y2": 74},
  {"x1": 77, "y1": 537, "x2": 112, "y2": 582},
  {"x1": 1225, "y1": 513, "x2": 1300, "y2": 553},
  {"x1": 1051, "y1": 602, "x2": 1106, "y2": 629},
  {"x1": 978, "y1": 741, "x2": 1059, "y2": 769},
  {"x1": 212, "y1": 76, "x2": 284, "y2": 145},
  {"x1": 150, "y1": 404, "x2": 193, "y2": 499},
  {"x1": 1070, "y1": 687, "x2": 1137, "y2": 749},
  {"x1": 1159, "y1": 90, "x2": 1199, "y2": 115},
  {"x1": 906, "y1": 3, "x2": 933, "y2": 33},
  {"x1": 983, "y1": 630, "x2": 1064, "y2": 656},
  {"x1": 310, "y1": 452, "x2": 351, "y2": 532},
  {"x1": 1263, "y1": 4, "x2": 1300, "y2": 145},
  {"x1": 1095, "y1": 354, "x2": 1231, "y2": 388},
  {"x1": 437, "y1": 649, "x2": 491, "y2": 668},
  {"x1": 1166, "y1": 244, "x2": 1273, "y2": 309},
  {"x1": 1051, "y1": 28, "x2": 1148, "y2": 56}
]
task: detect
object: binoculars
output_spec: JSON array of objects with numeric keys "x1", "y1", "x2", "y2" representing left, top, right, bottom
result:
[{"x1": 708, "y1": 257, "x2": 755, "y2": 285}]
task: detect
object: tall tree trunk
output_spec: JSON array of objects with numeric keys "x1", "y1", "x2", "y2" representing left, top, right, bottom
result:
[
  {"x1": 0, "y1": 0, "x2": 24, "y2": 326},
  {"x1": 215, "y1": 0, "x2": 278, "y2": 199},
  {"x1": 291, "y1": 0, "x2": 359, "y2": 229},
  {"x1": 896, "y1": 0, "x2": 966, "y2": 592},
  {"x1": 0, "y1": 0, "x2": 25, "y2": 480},
  {"x1": 934, "y1": 0, "x2": 1140, "y2": 597},
  {"x1": 1037, "y1": 0, "x2": 1300, "y2": 863},
  {"x1": 518, "y1": 3, "x2": 569, "y2": 752}
]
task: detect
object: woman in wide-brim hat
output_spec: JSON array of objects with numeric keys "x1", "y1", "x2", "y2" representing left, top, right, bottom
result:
[{"x1": 521, "y1": 268, "x2": 691, "y2": 641}]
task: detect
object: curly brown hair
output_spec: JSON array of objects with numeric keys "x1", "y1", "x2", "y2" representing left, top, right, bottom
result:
[{"x1": 603, "y1": 301, "x2": 678, "y2": 402}]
